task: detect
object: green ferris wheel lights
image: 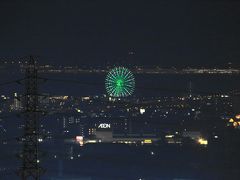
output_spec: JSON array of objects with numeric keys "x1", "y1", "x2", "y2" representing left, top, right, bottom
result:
[{"x1": 105, "y1": 67, "x2": 135, "y2": 97}]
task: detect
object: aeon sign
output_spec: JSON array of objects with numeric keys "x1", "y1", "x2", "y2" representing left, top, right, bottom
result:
[{"x1": 98, "y1": 123, "x2": 111, "y2": 129}]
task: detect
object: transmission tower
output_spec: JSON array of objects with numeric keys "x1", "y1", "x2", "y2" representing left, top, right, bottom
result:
[{"x1": 17, "y1": 56, "x2": 44, "y2": 180}]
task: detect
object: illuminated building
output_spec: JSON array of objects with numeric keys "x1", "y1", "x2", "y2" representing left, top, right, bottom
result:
[
  {"x1": 13, "y1": 92, "x2": 21, "y2": 110},
  {"x1": 95, "y1": 122, "x2": 113, "y2": 142}
]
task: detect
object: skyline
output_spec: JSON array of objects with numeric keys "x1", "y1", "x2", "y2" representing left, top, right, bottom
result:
[{"x1": 1, "y1": 60, "x2": 240, "y2": 179}]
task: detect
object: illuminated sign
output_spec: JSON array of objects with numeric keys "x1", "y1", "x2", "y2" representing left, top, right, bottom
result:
[
  {"x1": 144, "y1": 139, "x2": 152, "y2": 144},
  {"x1": 98, "y1": 123, "x2": 111, "y2": 129}
]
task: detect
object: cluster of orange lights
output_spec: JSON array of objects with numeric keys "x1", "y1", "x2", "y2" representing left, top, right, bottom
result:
[
  {"x1": 235, "y1": 114, "x2": 240, "y2": 119},
  {"x1": 228, "y1": 114, "x2": 240, "y2": 128}
]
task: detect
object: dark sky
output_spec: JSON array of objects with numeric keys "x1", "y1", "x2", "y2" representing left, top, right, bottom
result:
[{"x1": 0, "y1": 0, "x2": 240, "y2": 67}]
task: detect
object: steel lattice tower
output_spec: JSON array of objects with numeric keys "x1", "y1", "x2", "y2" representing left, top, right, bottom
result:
[{"x1": 18, "y1": 57, "x2": 44, "y2": 180}]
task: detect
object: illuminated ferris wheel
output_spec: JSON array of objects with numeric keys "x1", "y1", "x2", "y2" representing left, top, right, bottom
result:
[{"x1": 105, "y1": 67, "x2": 135, "y2": 97}]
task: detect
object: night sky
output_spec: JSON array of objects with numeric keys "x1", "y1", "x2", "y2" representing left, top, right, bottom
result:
[{"x1": 0, "y1": 0, "x2": 240, "y2": 67}]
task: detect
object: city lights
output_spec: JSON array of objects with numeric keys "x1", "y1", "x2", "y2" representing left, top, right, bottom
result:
[
  {"x1": 235, "y1": 114, "x2": 240, "y2": 119},
  {"x1": 1, "y1": 1, "x2": 240, "y2": 179},
  {"x1": 140, "y1": 108, "x2": 146, "y2": 114},
  {"x1": 198, "y1": 138, "x2": 208, "y2": 145},
  {"x1": 144, "y1": 139, "x2": 152, "y2": 144}
]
